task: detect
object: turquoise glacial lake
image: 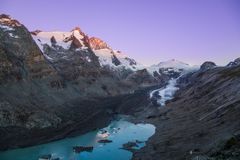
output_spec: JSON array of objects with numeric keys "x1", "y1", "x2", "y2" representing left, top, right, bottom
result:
[{"x1": 0, "y1": 119, "x2": 155, "y2": 160}]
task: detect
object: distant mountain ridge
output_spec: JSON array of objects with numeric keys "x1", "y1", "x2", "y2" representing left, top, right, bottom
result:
[{"x1": 147, "y1": 59, "x2": 199, "y2": 79}]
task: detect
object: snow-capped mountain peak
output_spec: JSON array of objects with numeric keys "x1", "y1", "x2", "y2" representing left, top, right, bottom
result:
[
  {"x1": 71, "y1": 26, "x2": 86, "y2": 40},
  {"x1": 0, "y1": 14, "x2": 22, "y2": 39},
  {"x1": 156, "y1": 59, "x2": 190, "y2": 69},
  {"x1": 31, "y1": 26, "x2": 91, "y2": 52},
  {"x1": 147, "y1": 59, "x2": 198, "y2": 76},
  {"x1": 31, "y1": 27, "x2": 144, "y2": 71}
]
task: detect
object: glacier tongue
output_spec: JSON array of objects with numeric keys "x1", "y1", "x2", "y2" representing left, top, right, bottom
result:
[{"x1": 150, "y1": 78, "x2": 179, "y2": 106}]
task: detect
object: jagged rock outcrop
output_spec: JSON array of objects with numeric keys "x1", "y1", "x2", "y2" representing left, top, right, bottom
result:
[
  {"x1": 125, "y1": 57, "x2": 137, "y2": 66},
  {"x1": 69, "y1": 35, "x2": 83, "y2": 49},
  {"x1": 0, "y1": 15, "x2": 66, "y2": 144},
  {"x1": 89, "y1": 37, "x2": 110, "y2": 50},
  {"x1": 63, "y1": 27, "x2": 89, "y2": 50},
  {"x1": 50, "y1": 36, "x2": 57, "y2": 45},
  {"x1": 227, "y1": 57, "x2": 240, "y2": 67},
  {"x1": 0, "y1": 14, "x2": 57, "y2": 84},
  {"x1": 0, "y1": 14, "x2": 21, "y2": 27},
  {"x1": 31, "y1": 26, "x2": 145, "y2": 76},
  {"x1": 112, "y1": 54, "x2": 121, "y2": 66},
  {"x1": 71, "y1": 27, "x2": 86, "y2": 37}
]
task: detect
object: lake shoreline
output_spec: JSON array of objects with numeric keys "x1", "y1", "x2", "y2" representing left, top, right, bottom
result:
[
  {"x1": 0, "y1": 118, "x2": 156, "y2": 160},
  {"x1": 0, "y1": 85, "x2": 162, "y2": 152}
]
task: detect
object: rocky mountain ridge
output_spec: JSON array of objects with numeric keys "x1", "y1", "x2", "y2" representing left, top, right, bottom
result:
[
  {"x1": 132, "y1": 60, "x2": 240, "y2": 160},
  {"x1": 31, "y1": 26, "x2": 145, "y2": 73}
]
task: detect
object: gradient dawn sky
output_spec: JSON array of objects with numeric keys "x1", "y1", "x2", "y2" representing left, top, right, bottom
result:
[{"x1": 1, "y1": 0, "x2": 240, "y2": 66}]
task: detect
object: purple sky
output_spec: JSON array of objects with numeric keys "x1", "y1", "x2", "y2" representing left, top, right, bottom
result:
[{"x1": 1, "y1": 0, "x2": 240, "y2": 66}]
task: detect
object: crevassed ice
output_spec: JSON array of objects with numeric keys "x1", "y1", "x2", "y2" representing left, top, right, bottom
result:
[
  {"x1": 150, "y1": 78, "x2": 179, "y2": 106},
  {"x1": 157, "y1": 78, "x2": 179, "y2": 106}
]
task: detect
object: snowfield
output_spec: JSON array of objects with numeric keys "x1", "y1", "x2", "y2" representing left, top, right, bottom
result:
[{"x1": 147, "y1": 59, "x2": 199, "y2": 76}]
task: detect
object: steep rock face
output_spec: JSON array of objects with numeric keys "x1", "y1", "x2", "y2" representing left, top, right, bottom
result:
[
  {"x1": 0, "y1": 15, "x2": 64, "y2": 135},
  {"x1": 89, "y1": 37, "x2": 110, "y2": 50},
  {"x1": 111, "y1": 54, "x2": 121, "y2": 66},
  {"x1": 125, "y1": 69, "x2": 158, "y2": 86},
  {"x1": 0, "y1": 14, "x2": 56, "y2": 84},
  {"x1": 133, "y1": 65, "x2": 240, "y2": 160},
  {"x1": 39, "y1": 33, "x2": 101, "y2": 82},
  {"x1": 50, "y1": 36, "x2": 57, "y2": 45}
]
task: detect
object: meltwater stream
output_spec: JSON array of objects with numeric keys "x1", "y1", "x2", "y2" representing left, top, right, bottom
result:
[{"x1": 0, "y1": 119, "x2": 155, "y2": 160}]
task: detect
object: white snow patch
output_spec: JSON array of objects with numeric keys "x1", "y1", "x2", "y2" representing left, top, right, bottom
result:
[
  {"x1": 0, "y1": 24, "x2": 19, "y2": 38},
  {"x1": 32, "y1": 36, "x2": 44, "y2": 52},
  {"x1": 34, "y1": 32, "x2": 72, "y2": 50},
  {"x1": 0, "y1": 24, "x2": 14, "y2": 31},
  {"x1": 9, "y1": 33, "x2": 19, "y2": 38},
  {"x1": 32, "y1": 31, "x2": 87, "y2": 51},
  {"x1": 75, "y1": 48, "x2": 81, "y2": 51},
  {"x1": 86, "y1": 56, "x2": 91, "y2": 62},
  {"x1": 93, "y1": 48, "x2": 144, "y2": 71}
]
